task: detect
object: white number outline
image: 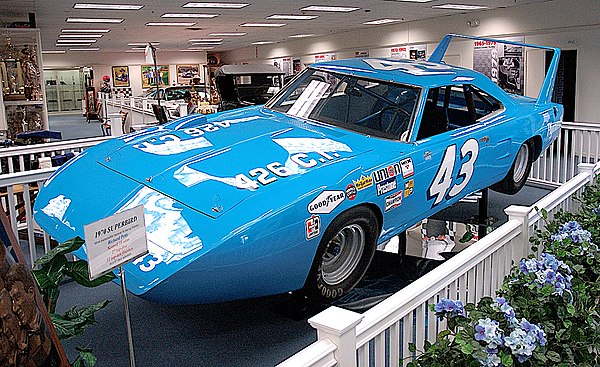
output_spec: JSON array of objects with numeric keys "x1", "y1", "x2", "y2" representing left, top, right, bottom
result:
[{"x1": 427, "y1": 138, "x2": 479, "y2": 207}]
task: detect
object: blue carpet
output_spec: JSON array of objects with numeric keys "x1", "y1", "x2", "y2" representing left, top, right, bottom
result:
[{"x1": 48, "y1": 112, "x2": 104, "y2": 140}]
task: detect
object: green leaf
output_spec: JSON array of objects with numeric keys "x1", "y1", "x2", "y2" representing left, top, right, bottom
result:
[
  {"x1": 566, "y1": 303, "x2": 575, "y2": 316},
  {"x1": 437, "y1": 330, "x2": 451, "y2": 339},
  {"x1": 64, "y1": 260, "x2": 116, "y2": 287},
  {"x1": 34, "y1": 236, "x2": 85, "y2": 267},
  {"x1": 460, "y1": 342, "x2": 473, "y2": 355},
  {"x1": 75, "y1": 347, "x2": 97, "y2": 367},
  {"x1": 51, "y1": 300, "x2": 111, "y2": 339},
  {"x1": 408, "y1": 343, "x2": 416, "y2": 353},
  {"x1": 547, "y1": 351, "x2": 562, "y2": 362},
  {"x1": 500, "y1": 352, "x2": 513, "y2": 366}
]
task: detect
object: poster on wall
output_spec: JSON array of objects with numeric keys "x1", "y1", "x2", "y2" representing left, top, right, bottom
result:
[
  {"x1": 314, "y1": 53, "x2": 336, "y2": 63},
  {"x1": 391, "y1": 47, "x2": 408, "y2": 59},
  {"x1": 473, "y1": 37, "x2": 525, "y2": 95},
  {"x1": 354, "y1": 50, "x2": 369, "y2": 58},
  {"x1": 112, "y1": 66, "x2": 130, "y2": 87},
  {"x1": 176, "y1": 64, "x2": 200, "y2": 84},
  {"x1": 141, "y1": 65, "x2": 169, "y2": 88},
  {"x1": 292, "y1": 58, "x2": 301, "y2": 74},
  {"x1": 390, "y1": 45, "x2": 426, "y2": 60}
]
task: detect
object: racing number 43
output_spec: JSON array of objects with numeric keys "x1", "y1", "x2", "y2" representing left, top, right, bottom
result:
[{"x1": 428, "y1": 139, "x2": 479, "y2": 206}]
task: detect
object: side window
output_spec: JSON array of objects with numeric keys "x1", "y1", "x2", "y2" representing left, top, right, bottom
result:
[{"x1": 417, "y1": 84, "x2": 502, "y2": 140}]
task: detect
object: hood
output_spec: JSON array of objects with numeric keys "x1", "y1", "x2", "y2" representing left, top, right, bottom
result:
[{"x1": 100, "y1": 107, "x2": 370, "y2": 218}]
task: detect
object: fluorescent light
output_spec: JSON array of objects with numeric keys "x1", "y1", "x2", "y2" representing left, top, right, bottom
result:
[
  {"x1": 126, "y1": 50, "x2": 145, "y2": 53},
  {"x1": 61, "y1": 28, "x2": 111, "y2": 33},
  {"x1": 42, "y1": 50, "x2": 67, "y2": 54},
  {"x1": 191, "y1": 42, "x2": 223, "y2": 45},
  {"x1": 69, "y1": 48, "x2": 100, "y2": 51},
  {"x1": 209, "y1": 32, "x2": 246, "y2": 36},
  {"x1": 189, "y1": 38, "x2": 223, "y2": 42},
  {"x1": 240, "y1": 23, "x2": 285, "y2": 27},
  {"x1": 394, "y1": 0, "x2": 434, "y2": 2},
  {"x1": 66, "y1": 17, "x2": 124, "y2": 23},
  {"x1": 162, "y1": 13, "x2": 219, "y2": 18},
  {"x1": 251, "y1": 41, "x2": 275, "y2": 45},
  {"x1": 73, "y1": 3, "x2": 144, "y2": 10},
  {"x1": 432, "y1": 4, "x2": 489, "y2": 10},
  {"x1": 127, "y1": 42, "x2": 160, "y2": 46},
  {"x1": 183, "y1": 2, "x2": 249, "y2": 8},
  {"x1": 59, "y1": 34, "x2": 103, "y2": 38},
  {"x1": 55, "y1": 43, "x2": 93, "y2": 47},
  {"x1": 180, "y1": 49, "x2": 211, "y2": 52},
  {"x1": 300, "y1": 5, "x2": 359, "y2": 12},
  {"x1": 187, "y1": 46, "x2": 215, "y2": 50},
  {"x1": 289, "y1": 34, "x2": 315, "y2": 38},
  {"x1": 56, "y1": 39, "x2": 98, "y2": 43},
  {"x1": 266, "y1": 14, "x2": 318, "y2": 20},
  {"x1": 145, "y1": 22, "x2": 196, "y2": 26},
  {"x1": 363, "y1": 18, "x2": 403, "y2": 25}
]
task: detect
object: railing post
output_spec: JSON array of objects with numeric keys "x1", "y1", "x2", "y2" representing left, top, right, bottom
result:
[
  {"x1": 308, "y1": 306, "x2": 363, "y2": 367},
  {"x1": 577, "y1": 162, "x2": 596, "y2": 184},
  {"x1": 504, "y1": 205, "x2": 531, "y2": 260}
]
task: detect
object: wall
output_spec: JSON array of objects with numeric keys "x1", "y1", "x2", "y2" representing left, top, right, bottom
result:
[
  {"x1": 222, "y1": 0, "x2": 600, "y2": 123},
  {"x1": 42, "y1": 51, "x2": 208, "y2": 97}
]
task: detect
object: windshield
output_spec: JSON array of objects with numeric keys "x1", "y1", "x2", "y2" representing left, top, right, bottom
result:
[{"x1": 266, "y1": 68, "x2": 420, "y2": 140}]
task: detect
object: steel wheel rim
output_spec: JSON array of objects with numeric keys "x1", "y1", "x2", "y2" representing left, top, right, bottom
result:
[
  {"x1": 513, "y1": 144, "x2": 529, "y2": 183},
  {"x1": 321, "y1": 224, "x2": 365, "y2": 286}
]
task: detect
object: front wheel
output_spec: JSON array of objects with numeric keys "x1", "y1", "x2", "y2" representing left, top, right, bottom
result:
[
  {"x1": 491, "y1": 141, "x2": 532, "y2": 195},
  {"x1": 303, "y1": 207, "x2": 379, "y2": 301}
]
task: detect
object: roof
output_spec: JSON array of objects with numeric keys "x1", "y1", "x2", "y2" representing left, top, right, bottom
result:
[
  {"x1": 310, "y1": 57, "x2": 485, "y2": 88},
  {"x1": 216, "y1": 64, "x2": 285, "y2": 76}
]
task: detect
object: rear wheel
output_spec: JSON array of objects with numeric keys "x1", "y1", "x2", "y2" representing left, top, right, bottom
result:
[
  {"x1": 304, "y1": 207, "x2": 379, "y2": 301},
  {"x1": 491, "y1": 141, "x2": 532, "y2": 195}
]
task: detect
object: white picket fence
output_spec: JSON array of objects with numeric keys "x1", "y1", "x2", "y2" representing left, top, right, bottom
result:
[
  {"x1": 0, "y1": 121, "x2": 596, "y2": 365},
  {"x1": 279, "y1": 161, "x2": 599, "y2": 367}
]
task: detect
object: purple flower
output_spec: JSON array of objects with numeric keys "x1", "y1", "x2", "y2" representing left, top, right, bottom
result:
[{"x1": 434, "y1": 298, "x2": 465, "y2": 318}]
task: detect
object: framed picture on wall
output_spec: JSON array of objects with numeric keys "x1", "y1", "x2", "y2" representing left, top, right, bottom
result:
[
  {"x1": 141, "y1": 65, "x2": 169, "y2": 88},
  {"x1": 176, "y1": 64, "x2": 200, "y2": 84},
  {"x1": 111, "y1": 66, "x2": 130, "y2": 87}
]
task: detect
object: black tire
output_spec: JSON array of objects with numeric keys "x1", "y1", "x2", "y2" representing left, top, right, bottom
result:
[
  {"x1": 303, "y1": 207, "x2": 379, "y2": 301},
  {"x1": 491, "y1": 141, "x2": 533, "y2": 195}
]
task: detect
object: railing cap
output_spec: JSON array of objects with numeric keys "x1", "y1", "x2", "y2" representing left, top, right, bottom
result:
[{"x1": 309, "y1": 306, "x2": 363, "y2": 335}]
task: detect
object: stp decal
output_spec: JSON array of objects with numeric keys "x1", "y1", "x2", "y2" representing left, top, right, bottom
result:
[
  {"x1": 308, "y1": 190, "x2": 345, "y2": 214},
  {"x1": 376, "y1": 177, "x2": 397, "y2": 196},
  {"x1": 353, "y1": 175, "x2": 373, "y2": 191},
  {"x1": 384, "y1": 191, "x2": 403, "y2": 212},
  {"x1": 345, "y1": 183, "x2": 357, "y2": 200},
  {"x1": 428, "y1": 139, "x2": 479, "y2": 207},
  {"x1": 305, "y1": 215, "x2": 321, "y2": 240},
  {"x1": 400, "y1": 158, "x2": 414, "y2": 178}
]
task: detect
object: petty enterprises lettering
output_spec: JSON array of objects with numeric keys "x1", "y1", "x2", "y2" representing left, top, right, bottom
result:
[{"x1": 94, "y1": 215, "x2": 138, "y2": 238}]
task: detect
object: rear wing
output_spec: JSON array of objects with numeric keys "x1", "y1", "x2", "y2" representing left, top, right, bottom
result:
[{"x1": 429, "y1": 34, "x2": 560, "y2": 106}]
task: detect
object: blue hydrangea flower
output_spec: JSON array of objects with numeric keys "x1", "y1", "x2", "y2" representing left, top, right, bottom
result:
[
  {"x1": 491, "y1": 297, "x2": 517, "y2": 325},
  {"x1": 434, "y1": 298, "x2": 465, "y2": 318},
  {"x1": 593, "y1": 206, "x2": 600, "y2": 215},
  {"x1": 477, "y1": 353, "x2": 502, "y2": 367},
  {"x1": 552, "y1": 221, "x2": 592, "y2": 243},
  {"x1": 474, "y1": 318, "x2": 503, "y2": 350}
]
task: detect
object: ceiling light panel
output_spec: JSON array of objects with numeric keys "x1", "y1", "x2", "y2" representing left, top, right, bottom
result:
[
  {"x1": 251, "y1": 41, "x2": 275, "y2": 45},
  {"x1": 432, "y1": 4, "x2": 489, "y2": 10},
  {"x1": 69, "y1": 48, "x2": 100, "y2": 51},
  {"x1": 240, "y1": 23, "x2": 285, "y2": 27},
  {"x1": 145, "y1": 22, "x2": 197, "y2": 26},
  {"x1": 73, "y1": 3, "x2": 144, "y2": 10},
  {"x1": 56, "y1": 39, "x2": 98, "y2": 43},
  {"x1": 127, "y1": 42, "x2": 160, "y2": 46},
  {"x1": 289, "y1": 34, "x2": 315, "y2": 38},
  {"x1": 189, "y1": 38, "x2": 223, "y2": 42},
  {"x1": 300, "y1": 6, "x2": 360, "y2": 12},
  {"x1": 42, "y1": 50, "x2": 67, "y2": 54},
  {"x1": 59, "y1": 34, "x2": 103, "y2": 38},
  {"x1": 363, "y1": 18, "x2": 402, "y2": 25},
  {"x1": 161, "y1": 13, "x2": 219, "y2": 18},
  {"x1": 66, "y1": 18, "x2": 124, "y2": 23},
  {"x1": 61, "y1": 29, "x2": 111, "y2": 33},
  {"x1": 183, "y1": 2, "x2": 249, "y2": 8},
  {"x1": 55, "y1": 43, "x2": 93, "y2": 47},
  {"x1": 266, "y1": 14, "x2": 318, "y2": 20}
]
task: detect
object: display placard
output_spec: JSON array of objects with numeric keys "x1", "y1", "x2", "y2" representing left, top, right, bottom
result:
[{"x1": 84, "y1": 205, "x2": 148, "y2": 280}]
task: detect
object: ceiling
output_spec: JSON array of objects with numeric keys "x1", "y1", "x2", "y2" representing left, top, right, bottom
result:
[{"x1": 0, "y1": 0, "x2": 552, "y2": 54}]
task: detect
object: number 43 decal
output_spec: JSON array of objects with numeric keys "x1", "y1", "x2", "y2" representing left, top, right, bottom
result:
[{"x1": 428, "y1": 139, "x2": 479, "y2": 206}]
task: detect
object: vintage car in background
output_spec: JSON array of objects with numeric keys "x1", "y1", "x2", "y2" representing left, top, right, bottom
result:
[
  {"x1": 33, "y1": 35, "x2": 562, "y2": 304},
  {"x1": 215, "y1": 64, "x2": 284, "y2": 111},
  {"x1": 136, "y1": 85, "x2": 208, "y2": 117}
]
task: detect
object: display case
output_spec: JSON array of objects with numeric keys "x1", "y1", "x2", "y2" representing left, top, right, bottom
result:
[{"x1": 0, "y1": 28, "x2": 49, "y2": 139}]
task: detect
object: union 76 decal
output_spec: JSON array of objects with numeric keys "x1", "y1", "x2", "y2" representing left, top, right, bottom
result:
[{"x1": 427, "y1": 139, "x2": 479, "y2": 207}]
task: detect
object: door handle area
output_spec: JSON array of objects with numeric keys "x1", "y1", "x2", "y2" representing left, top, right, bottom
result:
[{"x1": 478, "y1": 136, "x2": 489, "y2": 144}]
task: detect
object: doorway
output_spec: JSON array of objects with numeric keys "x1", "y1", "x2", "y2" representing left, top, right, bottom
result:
[{"x1": 546, "y1": 50, "x2": 576, "y2": 122}]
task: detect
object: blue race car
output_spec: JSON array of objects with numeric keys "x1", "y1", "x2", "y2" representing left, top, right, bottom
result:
[{"x1": 33, "y1": 35, "x2": 563, "y2": 304}]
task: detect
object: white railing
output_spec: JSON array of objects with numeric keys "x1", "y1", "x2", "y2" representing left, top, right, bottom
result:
[
  {"x1": 278, "y1": 161, "x2": 599, "y2": 367},
  {"x1": 0, "y1": 136, "x2": 111, "y2": 174},
  {"x1": 529, "y1": 121, "x2": 600, "y2": 186}
]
